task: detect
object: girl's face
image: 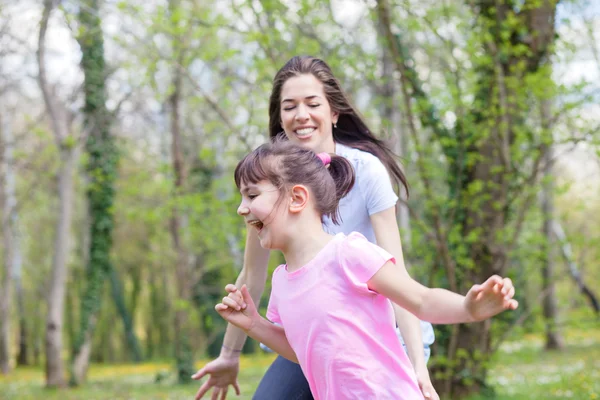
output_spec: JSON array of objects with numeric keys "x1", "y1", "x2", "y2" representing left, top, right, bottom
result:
[
  {"x1": 237, "y1": 180, "x2": 287, "y2": 250},
  {"x1": 280, "y1": 74, "x2": 338, "y2": 154}
]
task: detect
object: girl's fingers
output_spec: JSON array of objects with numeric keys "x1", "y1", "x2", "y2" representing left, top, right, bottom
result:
[
  {"x1": 501, "y1": 278, "x2": 513, "y2": 295},
  {"x1": 227, "y1": 291, "x2": 246, "y2": 309},
  {"x1": 225, "y1": 284, "x2": 238, "y2": 293},
  {"x1": 240, "y1": 285, "x2": 253, "y2": 307},
  {"x1": 480, "y1": 276, "x2": 500, "y2": 293},
  {"x1": 505, "y1": 286, "x2": 515, "y2": 300},
  {"x1": 222, "y1": 296, "x2": 242, "y2": 310},
  {"x1": 494, "y1": 283, "x2": 502, "y2": 294}
]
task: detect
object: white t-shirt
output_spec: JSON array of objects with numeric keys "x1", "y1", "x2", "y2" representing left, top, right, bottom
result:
[
  {"x1": 322, "y1": 142, "x2": 435, "y2": 349},
  {"x1": 322, "y1": 143, "x2": 398, "y2": 243}
]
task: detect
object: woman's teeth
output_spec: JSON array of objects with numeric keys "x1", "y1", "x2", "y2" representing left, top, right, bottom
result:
[{"x1": 296, "y1": 128, "x2": 315, "y2": 136}]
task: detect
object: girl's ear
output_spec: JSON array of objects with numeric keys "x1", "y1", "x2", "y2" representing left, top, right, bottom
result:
[
  {"x1": 332, "y1": 111, "x2": 339, "y2": 125},
  {"x1": 289, "y1": 185, "x2": 309, "y2": 214}
]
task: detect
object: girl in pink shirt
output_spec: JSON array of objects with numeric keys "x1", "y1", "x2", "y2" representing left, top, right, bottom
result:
[{"x1": 216, "y1": 139, "x2": 518, "y2": 399}]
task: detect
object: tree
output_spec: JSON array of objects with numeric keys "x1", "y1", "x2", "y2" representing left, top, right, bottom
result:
[
  {"x1": 0, "y1": 107, "x2": 17, "y2": 374},
  {"x1": 38, "y1": 0, "x2": 79, "y2": 387},
  {"x1": 167, "y1": 0, "x2": 195, "y2": 383},
  {"x1": 71, "y1": 0, "x2": 142, "y2": 384},
  {"x1": 376, "y1": 0, "x2": 559, "y2": 397},
  {"x1": 540, "y1": 99, "x2": 564, "y2": 350}
]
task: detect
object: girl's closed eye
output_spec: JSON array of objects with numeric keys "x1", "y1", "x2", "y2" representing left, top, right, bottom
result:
[{"x1": 308, "y1": 103, "x2": 320, "y2": 108}]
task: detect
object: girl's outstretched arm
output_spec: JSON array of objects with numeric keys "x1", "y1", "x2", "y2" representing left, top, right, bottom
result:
[{"x1": 367, "y1": 262, "x2": 518, "y2": 324}]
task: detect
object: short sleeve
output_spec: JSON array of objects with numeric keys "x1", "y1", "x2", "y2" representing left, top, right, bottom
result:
[
  {"x1": 266, "y1": 265, "x2": 285, "y2": 324},
  {"x1": 357, "y1": 155, "x2": 399, "y2": 216},
  {"x1": 339, "y1": 232, "x2": 395, "y2": 294}
]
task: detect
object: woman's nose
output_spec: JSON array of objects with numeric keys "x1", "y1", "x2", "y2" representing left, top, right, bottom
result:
[{"x1": 295, "y1": 104, "x2": 309, "y2": 121}]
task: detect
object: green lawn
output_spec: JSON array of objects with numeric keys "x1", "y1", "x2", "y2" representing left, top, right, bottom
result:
[{"x1": 1, "y1": 327, "x2": 598, "y2": 400}]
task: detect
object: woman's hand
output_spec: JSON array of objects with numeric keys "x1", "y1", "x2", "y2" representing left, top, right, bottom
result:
[{"x1": 414, "y1": 364, "x2": 440, "y2": 400}]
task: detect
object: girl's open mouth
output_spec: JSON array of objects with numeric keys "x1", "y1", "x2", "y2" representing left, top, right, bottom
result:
[{"x1": 248, "y1": 220, "x2": 264, "y2": 231}]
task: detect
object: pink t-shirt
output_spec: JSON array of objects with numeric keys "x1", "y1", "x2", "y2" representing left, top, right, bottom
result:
[{"x1": 266, "y1": 232, "x2": 424, "y2": 400}]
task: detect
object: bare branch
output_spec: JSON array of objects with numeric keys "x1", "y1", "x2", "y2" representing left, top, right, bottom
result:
[{"x1": 37, "y1": 0, "x2": 72, "y2": 146}]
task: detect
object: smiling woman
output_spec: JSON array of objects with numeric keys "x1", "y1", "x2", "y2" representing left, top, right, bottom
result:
[
  {"x1": 278, "y1": 74, "x2": 339, "y2": 153},
  {"x1": 193, "y1": 56, "x2": 438, "y2": 400}
]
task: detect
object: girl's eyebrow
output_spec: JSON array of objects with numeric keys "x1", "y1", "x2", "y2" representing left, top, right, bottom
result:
[
  {"x1": 241, "y1": 185, "x2": 258, "y2": 195},
  {"x1": 281, "y1": 95, "x2": 322, "y2": 104}
]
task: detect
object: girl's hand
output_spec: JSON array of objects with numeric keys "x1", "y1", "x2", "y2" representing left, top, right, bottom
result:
[
  {"x1": 464, "y1": 275, "x2": 518, "y2": 321},
  {"x1": 215, "y1": 284, "x2": 260, "y2": 332}
]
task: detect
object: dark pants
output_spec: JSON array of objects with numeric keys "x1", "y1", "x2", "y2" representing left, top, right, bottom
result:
[{"x1": 253, "y1": 355, "x2": 313, "y2": 400}]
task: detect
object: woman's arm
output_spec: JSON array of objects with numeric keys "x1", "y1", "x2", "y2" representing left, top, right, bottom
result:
[
  {"x1": 370, "y1": 208, "x2": 436, "y2": 398},
  {"x1": 192, "y1": 228, "x2": 270, "y2": 399},
  {"x1": 221, "y1": 228, "x2": 270, "y2": 357}
]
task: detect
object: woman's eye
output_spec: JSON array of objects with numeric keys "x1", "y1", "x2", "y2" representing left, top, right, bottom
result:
[
  {"x1": 283, "y1": 106, "x2": 295, "y2": 111},
  {"x1": 248, "y1": 194, "x2": 258, "y2": 200},
  {"x1": 309, "y1": 104, "x2": 320, "y2": 108}
]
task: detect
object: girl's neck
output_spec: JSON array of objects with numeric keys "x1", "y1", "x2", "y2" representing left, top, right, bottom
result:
[{"x1": 282, "y1": 228, "x2": 334, "y2": 272}]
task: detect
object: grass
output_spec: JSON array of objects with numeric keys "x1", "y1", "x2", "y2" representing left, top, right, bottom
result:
[
  {"x1": 1, "y1": 326, "x2": 598, "y2": 399},
  {"x1": 0, "y1": 354, "x2": 277, "y2": 400}
]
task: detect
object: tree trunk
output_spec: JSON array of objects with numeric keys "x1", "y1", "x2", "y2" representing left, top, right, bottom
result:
[
  {"x1": 540, "y1": 99, "x2": 564, "y2": 350},
  {"x1": 70, "y1": 0, "x2": 122, "y2": 384},
  {"x1": 169, "y1": 0, "x2": 194, "y2": 381},
  {"x1": 16, "y1": 278, "x2": 28, "y2": 366},
  {"x1": 378, "y1": 27, "x2": 411, "y2": 246},
  {"x1": 38, "y1": 1, "x2": 77, "y2": 387},
  {"x1": 552, "y1": 220, "x2": 600, "y2": 314},
  {"x1": 72, "y1": 315, "x2": 95, "y2": 384},
  {"x1": 108, "y1": 268, "x2": 143, "y2": 361},
  {"x1": 1, "y1": 108, "x2": 16, "y2": 374},
  {"x1": 169, "y1": 58, "x2": 195, "y2": 385},
  {"x1": 45, "y1": 146, "x2": 76, "y2": 387}
]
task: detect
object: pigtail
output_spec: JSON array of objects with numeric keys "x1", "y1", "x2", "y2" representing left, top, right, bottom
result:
[{"x1": 327, "y1": 154, "x2": 355, "y2": 224}]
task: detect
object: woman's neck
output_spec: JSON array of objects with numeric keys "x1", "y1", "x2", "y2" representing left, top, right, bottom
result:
[
  {"x1": 315, "y1": 139, "x2": 336, "y2": 154},
  {"x1": 281, "y1": 227, "x2": 334, "y2": 272}
]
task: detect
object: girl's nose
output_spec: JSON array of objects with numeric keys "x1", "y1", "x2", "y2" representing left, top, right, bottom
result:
[{"x1": 237, "y1": 204, "x2": 249, "y2": 216}]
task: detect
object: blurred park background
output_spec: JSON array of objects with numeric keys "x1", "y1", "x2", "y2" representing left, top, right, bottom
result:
[{"x1": 0, "y1": 0, "x2": 599, "y2": 399}]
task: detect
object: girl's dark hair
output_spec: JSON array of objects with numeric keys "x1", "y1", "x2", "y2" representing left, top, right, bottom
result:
[
  {"x1": 234, "y1": 139, "x2": 355, "y2": 225},
  {"x1": 268, "y1": 55, "x2": 409, "y2": 197}
]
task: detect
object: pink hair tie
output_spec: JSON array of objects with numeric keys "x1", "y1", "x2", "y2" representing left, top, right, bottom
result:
[{"x1": 317, "y1": 152, "x2": 331, "y2": 166}]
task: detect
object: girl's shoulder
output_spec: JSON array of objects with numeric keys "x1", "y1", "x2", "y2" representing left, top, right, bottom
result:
[{"x1": 272, "y1": 264, "x2": 287, "y2": 279}]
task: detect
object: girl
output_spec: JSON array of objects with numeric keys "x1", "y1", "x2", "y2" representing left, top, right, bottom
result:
[
  {"x1": 194, "y1": 56, "x2": 435, "y2": 400},
  {"x1": 216, "y1": 140, "x2": 517, "y2": 399}
]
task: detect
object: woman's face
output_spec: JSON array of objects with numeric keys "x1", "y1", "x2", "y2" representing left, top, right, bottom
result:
[{"x1": 279, "y1": 74, "x2": 338, "y2": 154}]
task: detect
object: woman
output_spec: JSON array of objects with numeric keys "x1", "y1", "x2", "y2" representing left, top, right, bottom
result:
[{"x1": 193, "y1": 56, "x2": 438, "y2": 400}]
